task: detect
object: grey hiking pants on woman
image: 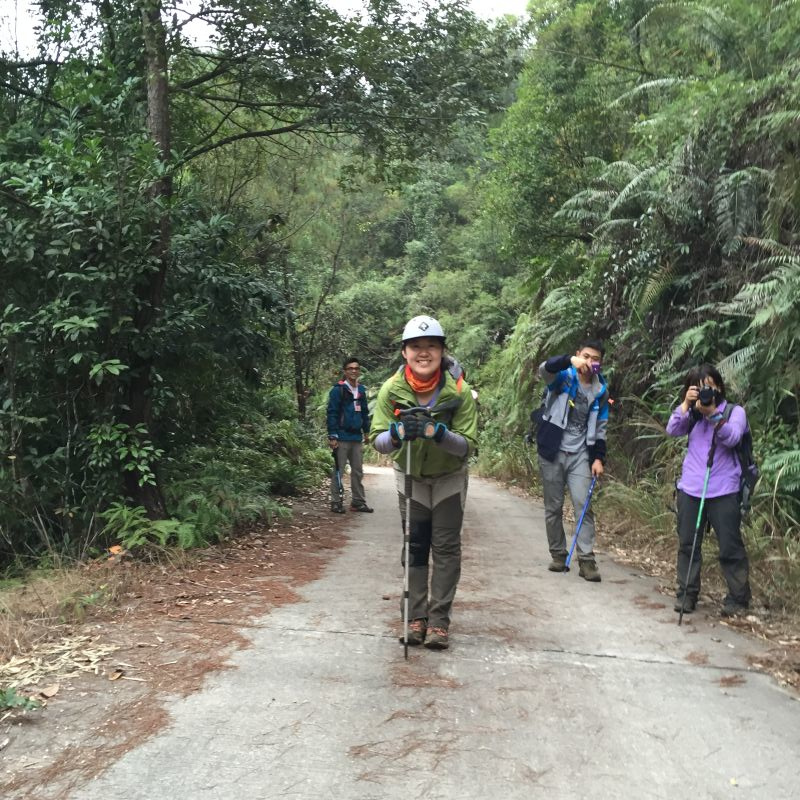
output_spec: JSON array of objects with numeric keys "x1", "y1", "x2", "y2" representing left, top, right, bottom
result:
[{"x1": 395, "y1": 466, "x2": 468, "y2": 630}]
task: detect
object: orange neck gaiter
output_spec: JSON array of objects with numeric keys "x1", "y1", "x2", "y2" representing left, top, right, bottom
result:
[{"x1": 405, "y1": 364, "x2": 441, "y2": 394}]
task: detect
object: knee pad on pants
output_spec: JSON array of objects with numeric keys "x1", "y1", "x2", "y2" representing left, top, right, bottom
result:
[{"x1": 408, "y1": 518, "x2": 432, "y2": 567}]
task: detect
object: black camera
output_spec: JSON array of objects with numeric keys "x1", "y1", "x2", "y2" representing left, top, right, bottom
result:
[{"x1": 698, "y1": 386, "x2": 715, "y2": 406}]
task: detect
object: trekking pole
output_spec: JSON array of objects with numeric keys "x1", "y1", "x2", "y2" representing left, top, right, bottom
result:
[
  {"x1": 332, "y1": 449, "x2": 344, "y2": 504},
  {"x1": 678, "y1": 424, "x2": 720, "y2": 626},
  {"x1": 564, "y1": 476, "x2": 598, "y2": 572},
  {"x1": 678, "y1": 465, "x2": 711, "y2": 626},
  {"x1": 402, "y1": 442, "x2": 412, "y2": 660}
]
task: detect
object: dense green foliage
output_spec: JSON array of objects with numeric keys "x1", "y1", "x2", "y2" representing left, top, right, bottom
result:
[
  {"x1": 471, "y1": 0, "x2": 800, "y2": 604},
  {"x1": 0, "y1": 0, "x2": 521, "y2": 565},
  {"x1": 3, "y1": 0, "x2": 800, "y2": 606}
]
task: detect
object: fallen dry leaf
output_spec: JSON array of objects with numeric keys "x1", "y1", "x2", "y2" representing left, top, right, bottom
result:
[
  {"x1": 39, "y1": 684, "x2": 59, "y2": 698},
  {"x1": 109, "y1": 670, "x2": 124, "y2": 681}
]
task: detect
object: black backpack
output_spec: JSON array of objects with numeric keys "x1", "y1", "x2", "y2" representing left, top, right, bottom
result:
[
  {"x1": 723, "y1": 404, "x2": 759, "y2": 512},
  {"x1": 523, "y1": 388, "x2": 547, "y2": 445}
]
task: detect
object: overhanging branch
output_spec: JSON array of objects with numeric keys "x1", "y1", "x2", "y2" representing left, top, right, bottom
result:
[{"x1": 181, "y1": 117, "x2": 321, "y2": 162}]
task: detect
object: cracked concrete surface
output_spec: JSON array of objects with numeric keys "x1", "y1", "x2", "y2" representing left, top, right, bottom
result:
[{"x1": 72, "y1": 467, "x2": 799, "y2": 799}]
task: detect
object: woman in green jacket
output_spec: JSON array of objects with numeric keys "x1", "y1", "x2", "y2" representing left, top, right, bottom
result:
[{"x1": 370, "y1": 315, "x2": 478, "y2": 650}]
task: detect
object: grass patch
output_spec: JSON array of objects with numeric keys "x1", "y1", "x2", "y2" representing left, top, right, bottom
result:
[{"x1": 0, "y1": 560, "x2": 137, "y2": 663}]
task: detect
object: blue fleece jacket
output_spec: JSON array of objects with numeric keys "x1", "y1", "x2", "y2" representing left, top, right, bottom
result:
[{"x1": 327, "y1": 381, "x2": 370, "y2": 442}]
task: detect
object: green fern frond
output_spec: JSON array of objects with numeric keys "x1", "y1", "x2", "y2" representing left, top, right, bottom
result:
[
  {"x1": 739, "y1": 237, "x2": 793, "y2": 257},
  {"x1": 609, "y1": 163, "x2": 667, "y2": 213},
  {"x1": 593, "y1": 218, "x2": 636, "y2": 238},
  {"x1": 770, "y1": 0, "x2": 798, "y2": 13},
  {"x1": 723, "y1": 277, "x2": 784, "y2": 316},
  {"x1": 633, "y1": 2, "x2": 739, "y2": 63},
  {"x1": 762, "y1": 449, "x2": 800, "y2": 493},
  {"x1": 712, "y1": 168, "x2": 770, "y2": 253},
  {"x1": 749, "y1": 110, "x2": 800, "y2": 138},
  {"x1": 582, "y1": 156, "x2": 608, "y2": 171},
  {"x1": 610, "y1": 78, "x2": 690, "y2": 108},
  {"x1": 637, "y1": 260, "x2": 676, "y2": 313},
  {"x1": 717, "y1": 345, "x2": 759, "y2": 392},
  {"x1": 598, "y1": 161, "x2": 641, "y2": 186},
  {"x1": 559, "y1": 189, "x2": 616, "y2": 210},
  {"x1": 654, "y1": 321, "x2": 716, "y2": 371}
]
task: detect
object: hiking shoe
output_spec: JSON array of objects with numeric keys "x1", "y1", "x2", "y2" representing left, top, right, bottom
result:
[
  {"x1": 400, "y1": 618, "x2": 427, "y2": 646},
  {"x1": 548, "y1": 556, "x2": 567, "y2": 572},
  {"x1": 330, "y1": 502, "x2": 346, "y2": 514},
  {"x1": 721, "y1": 600, "x2": 748, "y2": 618},
  {"x1": 674, "y1": 596, "x2": 697, "y2": 614},
  {"x1": 424, "y1": 626, "x2": 449, "y2": 650},
  {"x1": 578, "y1": 559, "x2": 601, "y2": 582},
  {"x1": 350, "y1": 504, "x2": 374, "y2": 513}
]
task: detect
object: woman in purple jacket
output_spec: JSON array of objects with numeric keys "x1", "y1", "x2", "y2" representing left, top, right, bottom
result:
[{"x1": 666, "y1": 364, "x2": 751, "y2": 617}]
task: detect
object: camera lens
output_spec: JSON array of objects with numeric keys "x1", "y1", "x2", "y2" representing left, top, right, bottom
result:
[{"x1": 698, "y1": 386, "x2": 714, "y2": 406}]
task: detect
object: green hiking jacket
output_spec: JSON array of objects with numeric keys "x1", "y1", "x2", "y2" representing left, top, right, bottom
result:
[{"x1": 370, "y1": 371, "x2": 478, "y2": 480}]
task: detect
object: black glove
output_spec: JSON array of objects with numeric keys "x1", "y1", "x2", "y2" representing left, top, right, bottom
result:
[{"x1": 398, "y1": 413, "x2": 426, "y2": 441}]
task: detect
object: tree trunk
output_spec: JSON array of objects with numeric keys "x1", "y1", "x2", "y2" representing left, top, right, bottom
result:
[
  {"x1": 124, "y1": 0, "x2": 171, "y2": 517},
  {"x1": 282, "y1": 265, "x2": 308, "y2": 419}
]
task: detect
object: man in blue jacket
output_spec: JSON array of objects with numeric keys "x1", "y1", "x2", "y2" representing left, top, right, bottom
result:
[
  {"x1": 327, "y1": 357, "x2": 373, "y2": 513},
  {"x1": 536, "y1": 339, "x2": 609, "y2": 581}
]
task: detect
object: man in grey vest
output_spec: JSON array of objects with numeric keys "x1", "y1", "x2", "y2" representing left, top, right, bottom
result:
[{"x1": 535, "y1": 340, "x2": 610, "y2": 581}]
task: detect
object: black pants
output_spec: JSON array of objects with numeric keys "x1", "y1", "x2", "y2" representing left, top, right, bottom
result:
[{"x1": 676, "y1": 490, "x2": 751, "y2": 606}]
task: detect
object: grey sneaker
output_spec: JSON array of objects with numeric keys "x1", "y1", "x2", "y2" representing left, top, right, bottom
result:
[
  {"x1": 579, "y1": 559, "x2": 601, "y2": 582},
  {"x1": 330, "y1": 502, "x2": 346, "y2": 514},
  {"x1": 548, "y1": 556, "x2": 567, "y2": 572},
  {"x1": 424, "y1": 626, "x2": 449, "y2": 650},
  {"x1": 400, "y1": 618, "x2": 427, "y2": 646}
]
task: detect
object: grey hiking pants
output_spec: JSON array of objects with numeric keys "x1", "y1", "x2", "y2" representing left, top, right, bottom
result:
[
  {"x1": 676, "y1": 490, "x2": 751, "y2": 606},
  {"x1": 395, "y1": 465, "x2": 468, "y2": 630},
  {"x1": 330, "y1": 440, "x2": 366, "y2": 507},
  {"x1": 539, "y1": 450, "x2": 596, "y2": 561}
]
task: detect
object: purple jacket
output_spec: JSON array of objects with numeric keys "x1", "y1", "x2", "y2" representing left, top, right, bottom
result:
[{"x1": 666, "y1": 400, "x2": 746, "y2": 498}]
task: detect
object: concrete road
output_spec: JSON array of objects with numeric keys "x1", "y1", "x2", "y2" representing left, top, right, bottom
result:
[{"x1": 74, "y1": 467, "x2": 799, "y2": 800}]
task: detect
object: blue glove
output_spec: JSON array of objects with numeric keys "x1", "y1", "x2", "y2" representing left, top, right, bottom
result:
[{"x1": 389, "y1": 421, "x2": 402, "y2": 446}]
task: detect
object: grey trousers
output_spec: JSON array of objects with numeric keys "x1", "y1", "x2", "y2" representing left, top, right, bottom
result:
[
  {"x1": 395, "y1": 466, "x2": 468, "y2": 629},
  {"x1": 330, "y1": 440, "x2": 366, "y2": 507},
  {"x1": 538, "y1": 450, "x2": 596, "y2": 560},
  {"x1": 676, "y1": 490, "x2": 751, "y2": 606}
]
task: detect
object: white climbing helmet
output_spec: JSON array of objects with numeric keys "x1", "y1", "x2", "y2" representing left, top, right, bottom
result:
[{"x1": 401, "y1": 315, "x2": 445, "y2": 343}]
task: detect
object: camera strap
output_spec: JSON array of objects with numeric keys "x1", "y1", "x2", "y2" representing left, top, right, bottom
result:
[{"x1": 706, "y1": 420, "x2": 725, "y2": 469}]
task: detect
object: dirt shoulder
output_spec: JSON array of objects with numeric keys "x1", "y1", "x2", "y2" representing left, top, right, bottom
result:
[{"x1": 0, "y1": 491, "x2": 347, "y2": 800}]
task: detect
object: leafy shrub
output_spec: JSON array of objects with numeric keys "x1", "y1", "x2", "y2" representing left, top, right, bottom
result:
[
  {"x1": 99, "y1": 503, "x2": 203, "y2": 551},
  {"x1": 0, "y1": 687, "x2": 41, "y2": 712}
]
